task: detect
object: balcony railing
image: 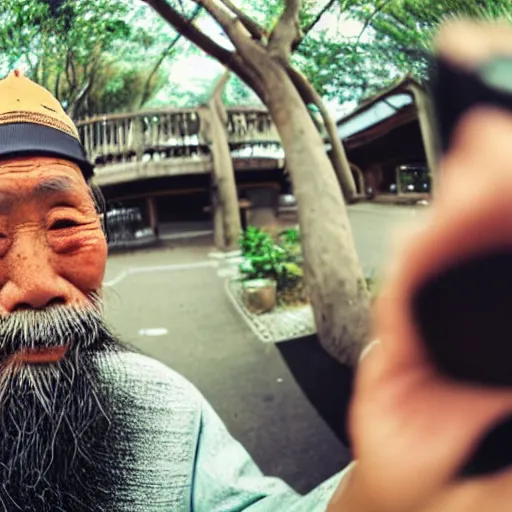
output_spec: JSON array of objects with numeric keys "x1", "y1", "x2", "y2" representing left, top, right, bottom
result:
[{"x1": 76, "y1": 106, "x2": 281, "y2": 167}]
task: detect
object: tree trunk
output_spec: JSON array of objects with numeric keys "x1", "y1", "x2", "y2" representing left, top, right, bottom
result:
[
  {"x1": 408, "y1": 82, "x2": 440, "y2": 195},
  {"x1": 141, "y1": 0, "x2": 370, "y2": 366},
  {"x1": 203, "y1": 95, "x2": 241, "y2": 251},
  {"x1": 320, "y1": 99, "x2": 358, "y2": 203},
  {"x1": 289, "y1": 68, "x2": 358, "y2": 203},
  {"x1": 67, "y1": 79, "x2": 92, "y2": 120},
  {"x1": 263, "y1": 65, "x2": 371, "y2": 366}
]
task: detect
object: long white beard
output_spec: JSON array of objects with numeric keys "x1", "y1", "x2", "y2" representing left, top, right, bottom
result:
[{"x1": 0, "y1": 297, "x2": 127, "y2": 511}]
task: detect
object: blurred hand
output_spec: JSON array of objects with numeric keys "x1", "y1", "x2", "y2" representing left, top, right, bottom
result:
[{"x1": 328, "y1": 106, "x2": 512, "y2": 512}]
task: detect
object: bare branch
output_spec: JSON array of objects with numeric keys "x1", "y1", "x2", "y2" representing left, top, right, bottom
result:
[
  {"x1": 64, "y1": 51, "x2": 73, "y2": 89},
  {"x1": 356, "y1": 0, "x2": 395, "y2": 44},
  {"x1": 142, "y1": 0, "x2": 266, "y2": 99},
  {"x1": 54, "y1": 73, "x2": 61, "y2": 101},
  {"x1": 209, "y1": 69, "x2": 231, "y2": 102},
  {"x1": 287, "y1": 65, "x2": 357, "y2": 201},
  {"x1": 140, "y1": 35, "x2": 180, "y2": 108},
  {"x1": 139, "y1": 6, "x2": 202, "y2": 108},
  {"x1": 196, "y1": 0, "x2": 265, "y2": 62},
  {"x1": 217, "y1": 0, "x2": 267, "y2": 42},
  {"x1": 268, "y1": 0, "x2": 302, "y2": 63},
  {"x1": 294, "y1": 0, "x2": 337, "y2": 50},
  {"x1": 69, "y1": 54, "x2": 78, "y2": 89},
  {"x1": 67, "y1": 79, "x2": 92, "y2": 119}
]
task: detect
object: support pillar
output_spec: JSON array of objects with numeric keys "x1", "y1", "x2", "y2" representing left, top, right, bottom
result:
[
  {"x1": 245, "y1": 186, "x2": 279, "y2": 230},
  {"x1": 147, "y1": 196, "x2": 158, "y2": 237},
  {"x1": 395, "y1": 166, "x2": 403, "y2": 197},
  {"x1": 211, "y1": 183, "x2": 225, "y2": 250},
  {"x1": 409, "y1": 83, "x2": 440, "y2": 194},
  {"x1": 349, "y1": 163, "x2": 365, "y2": 197}
]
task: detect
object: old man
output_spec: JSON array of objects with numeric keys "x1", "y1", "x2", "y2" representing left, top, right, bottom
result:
[
  {"x1": 5, "y1": 26, "x2": 512, "y2": 507},
  {"x1": 0, "y1": 71, "x2": 346, "y2": 511}
]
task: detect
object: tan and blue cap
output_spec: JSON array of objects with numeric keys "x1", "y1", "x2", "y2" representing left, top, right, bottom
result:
[{"x1": 0, "y1": 70, "x2": 93, "y2": 179}]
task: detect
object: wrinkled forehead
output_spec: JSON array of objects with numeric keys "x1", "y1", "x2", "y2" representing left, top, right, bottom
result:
[{"x1": 0, "y1": 157, "x2": 89, "y2": 204}]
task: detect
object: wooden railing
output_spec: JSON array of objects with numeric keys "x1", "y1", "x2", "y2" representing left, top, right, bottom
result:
[{"x1": 76, "y1": 106, "x2": 281, "y2": 167}]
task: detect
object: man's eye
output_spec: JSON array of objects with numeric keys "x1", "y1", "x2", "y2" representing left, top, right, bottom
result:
[{"x1": 50, "y1": 219, "x2": 79, "y2": 230}]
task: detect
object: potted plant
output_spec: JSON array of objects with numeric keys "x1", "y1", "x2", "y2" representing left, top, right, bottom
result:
[
  {"x1": 238, "y1": 227, "x2": 284, "y2": 313},
  {"x1": 238, "y1": 226, "x2": 311, "y2": 313}
]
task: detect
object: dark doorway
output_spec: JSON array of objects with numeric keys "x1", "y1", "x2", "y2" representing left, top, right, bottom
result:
[{"x1": 157, "y1": 191, "x2": 213, "y2": 235}]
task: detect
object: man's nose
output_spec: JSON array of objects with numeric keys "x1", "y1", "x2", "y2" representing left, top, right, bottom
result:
[{"x1": 0, "y1": 239, "x2": 69, "y2": 313}]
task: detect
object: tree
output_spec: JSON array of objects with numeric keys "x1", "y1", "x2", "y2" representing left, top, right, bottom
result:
[
  {"x1": 0, "y1": 0, "x2": 182, "y2": 118},
  {"x1": 291, "y1": 1, "x2": 511, "y2": 107},
  {"x1": 339, "y1": 0, "x2": 512, "y2": 102},
  {"x1": 141, "y1": 0, "x2": 371, "y2": 366},
  {"x1": 222, "y1": 74, "x2": 261, "y2": 106}
]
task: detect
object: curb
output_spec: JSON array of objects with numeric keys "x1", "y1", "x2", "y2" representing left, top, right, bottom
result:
[{"x1": 224, "y1": 278, "x2": 317, "y2": 344}]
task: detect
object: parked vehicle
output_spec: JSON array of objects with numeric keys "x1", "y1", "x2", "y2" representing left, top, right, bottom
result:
[
  {"x1": 106, "y1": 207, "x2": 145, "y2": 243},
  {"x1": 397, "y1": 163, "x2": 431, "y2": 193}
]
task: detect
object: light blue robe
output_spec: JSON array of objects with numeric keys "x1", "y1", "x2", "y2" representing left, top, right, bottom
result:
[{"x1": 97, "y1": 351, "x2": 347, "y2": 511}]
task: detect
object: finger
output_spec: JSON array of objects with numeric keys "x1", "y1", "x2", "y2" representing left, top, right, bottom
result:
[{"x1": 373, "y1": 108, "x2": 512, "y2": 375}]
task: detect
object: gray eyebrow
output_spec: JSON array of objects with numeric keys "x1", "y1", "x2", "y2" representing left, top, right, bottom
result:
[
  {"x1": 32, "y1": 176, "x2": 74, "y2": 197},
  {"x1": 0, "y1": 176, "x2": 77, "y2": 214}
]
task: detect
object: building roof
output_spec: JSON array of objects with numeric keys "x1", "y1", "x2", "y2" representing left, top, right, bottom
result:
[{"x1": 336, "y1": 76, "x2": 425, "y2": 141}]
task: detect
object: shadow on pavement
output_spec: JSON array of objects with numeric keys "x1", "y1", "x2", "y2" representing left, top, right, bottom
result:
[{"x1": 277, "y1": 334, "x2": 355, "y2": 450}]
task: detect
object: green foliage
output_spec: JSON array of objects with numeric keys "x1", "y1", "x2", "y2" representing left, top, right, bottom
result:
[
  {"x1": 239, "y1": 226, "x2": 303, "y2": 291},
  {"x1": 223, "y1": 74, "x2": 262, "y2": 107},
  {"x1": 294, "y1": 0, "x2": 512, "y2": 105},
  {"x1": 239, "y1": 226, "x2": 287, "y2": 280},
  {"x1": 7, "y1": 0, "x2": 510, "y2": 123},
  {"x1": 280, "y1": 227, "x2": 301, "y2": 245},
  {"x1": 278, "y1": 227, "x2": 303, "y2": 263},
  {"x1": 352, "y1": 0, "x2": 512, "y2": 97},
  {"x1": 0, "y1": 0, "x2": 180, "y2": 118}
]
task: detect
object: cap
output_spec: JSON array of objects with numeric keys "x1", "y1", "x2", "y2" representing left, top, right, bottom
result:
[{"x1": 0, "y1": 70, "x2": 93, "y2": 179}]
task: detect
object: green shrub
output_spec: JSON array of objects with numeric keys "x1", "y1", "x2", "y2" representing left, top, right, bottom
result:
[
  {"x1": 239, "y1": 226, "x2": 303, "y2": 291},
  {"x1": 280, "y1": 227, "x2": 300, "y2": 245},
  {"x1": 278, "y1": 226, "x2": 302, "y2": 263}
]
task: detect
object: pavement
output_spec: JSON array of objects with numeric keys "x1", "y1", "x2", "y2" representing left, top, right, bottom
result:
[
  {"x1": 104, "y1": 245, "x2": 349, "y2": 494},
  {"x1": 102, "y1": 203, "x2": 426, "y2": 494},
  {"x1": 347, "y1": 202, "x2": 427, "y2": 275}
]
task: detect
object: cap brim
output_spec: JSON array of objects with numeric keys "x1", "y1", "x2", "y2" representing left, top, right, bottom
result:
[{"x1": 0, "y1": 123, "x2": 93, "y2": 180}]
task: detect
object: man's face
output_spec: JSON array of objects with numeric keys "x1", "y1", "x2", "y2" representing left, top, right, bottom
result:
[
  {"x1": 0, "y1": 156, "x2": 124, "y2": 511},
  {"x1": 0, "y1": 156, "x2": 107, "y2": 317}
]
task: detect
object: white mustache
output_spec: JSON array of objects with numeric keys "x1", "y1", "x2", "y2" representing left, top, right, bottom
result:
[
  {"x1": 0, "y1": 293, "x2": 103, "y2": 354},
  {"x1": 0, "y1": 294, "x2": 108, "y2": 413}
]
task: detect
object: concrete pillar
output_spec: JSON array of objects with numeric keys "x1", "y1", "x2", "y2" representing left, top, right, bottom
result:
[
  {"x1": 395, "y1": 166, "x2": 403, "y2": 196},
  {"x1": 409, "y1": 83, "x2": 440, "y2": 194},
  {"x1": 210, "y1": 183, "x2": 225, "y2": 249},
  {"x1": 364, "y1": 166, "x2": 382, "y2": 199},
  {"x1": 349, "y1": 163, "x2": 365, "y2": 197},
  {"x1": 245, "y1": 186, "x2": 279, "y2": 229},
  {"x1": 147, "y1": 196, "x2": 158, "y2": 237}
]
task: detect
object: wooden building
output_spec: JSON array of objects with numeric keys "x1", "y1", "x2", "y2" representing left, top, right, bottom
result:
[{"x1": 335, "y1": 77, "x2": 439, "y2": 200}]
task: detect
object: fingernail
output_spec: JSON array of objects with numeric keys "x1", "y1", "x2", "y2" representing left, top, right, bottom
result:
[{"x1": 359, "y1": 339, "x2": 381, "y2": 363}]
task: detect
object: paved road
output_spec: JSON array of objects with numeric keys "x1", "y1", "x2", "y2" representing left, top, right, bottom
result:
[
  {"x1": 102, "y1": 204, "x2": 426, "y2": 494},
  {"x1": 104, "y1": 245, "x2": 349, "y2": 494},
  {"x1": 347, "y1": 202, "x2": 427, "y2": 275}
]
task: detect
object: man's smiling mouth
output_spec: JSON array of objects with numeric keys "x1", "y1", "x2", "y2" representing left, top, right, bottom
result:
[{"x1": 9, "y1": 345, "x2": 70, "y2": 365}]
